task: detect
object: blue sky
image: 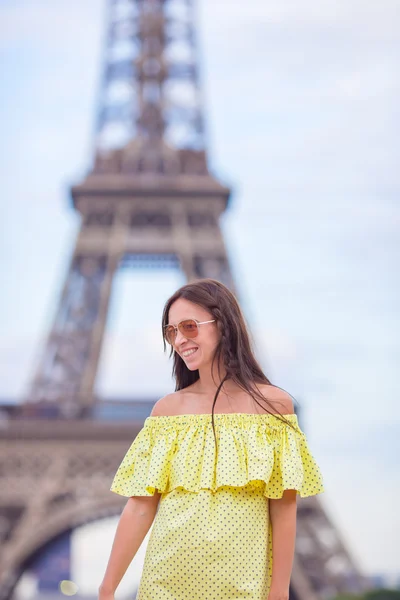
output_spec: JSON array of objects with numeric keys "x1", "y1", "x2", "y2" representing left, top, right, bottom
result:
[{"x1": 1, "y1": 0, "x2": 399, "y2": 589}]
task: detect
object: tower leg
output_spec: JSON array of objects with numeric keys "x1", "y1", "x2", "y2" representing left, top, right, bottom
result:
[{"x1": 26, "y1": 248, "x2": 119, "y2": 418}]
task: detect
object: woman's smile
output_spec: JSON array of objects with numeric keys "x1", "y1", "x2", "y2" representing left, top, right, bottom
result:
[{"x1": 181, "y1": 347, "x2": 198, "y2": 359}]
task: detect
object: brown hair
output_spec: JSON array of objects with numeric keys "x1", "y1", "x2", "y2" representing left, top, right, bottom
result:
[{"x1": 161, "y1": 278, "x2": 298, "y2": 446}]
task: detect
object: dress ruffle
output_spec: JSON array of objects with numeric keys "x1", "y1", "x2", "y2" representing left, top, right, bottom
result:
[{"x1": 110, "y1": 413, "x2": 325, "y2": 499}]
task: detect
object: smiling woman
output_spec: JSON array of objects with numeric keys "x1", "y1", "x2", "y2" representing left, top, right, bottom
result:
[
  {"x1": 165, "y1": 305, "x2": 220, "y2": 376},
  {"x1": 102, "y1": 278, "x2": 324, "y2": 600}
]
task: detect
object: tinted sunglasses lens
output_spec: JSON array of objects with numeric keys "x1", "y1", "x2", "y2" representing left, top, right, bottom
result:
[
  {"x1": 165, "y1": 326, "x2": 176, "y2": 344},
  {"x1": 179, "y1": 319, "x2": 198, "y2": 338}
]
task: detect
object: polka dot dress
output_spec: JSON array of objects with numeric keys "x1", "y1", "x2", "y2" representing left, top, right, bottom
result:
[{"x1": 110, "y1": 413, "x2": 325, "y2": 599}]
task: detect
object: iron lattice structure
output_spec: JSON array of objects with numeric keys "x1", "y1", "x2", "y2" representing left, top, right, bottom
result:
[
  {"x1": 0, "y1": 1, "x2": 369, "y2": 598},
  {"x1": 26, "y1": 0, "x2": 234, "y2": 420},
  {"x1": 96, "y1": 0, "x2": 208, "y2": 155}
]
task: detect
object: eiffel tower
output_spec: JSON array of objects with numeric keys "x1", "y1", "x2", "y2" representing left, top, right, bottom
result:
[{"x1": 0, "y1": 1, "x2": 369, "y2": 599}]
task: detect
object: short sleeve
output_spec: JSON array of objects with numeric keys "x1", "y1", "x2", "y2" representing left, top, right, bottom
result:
[
  {"x1": 263, "y1": 417, "x2": 325, "y2": 499},
  {"x1": 110, "y1": 419, "x2": 178, "y2": 496}
]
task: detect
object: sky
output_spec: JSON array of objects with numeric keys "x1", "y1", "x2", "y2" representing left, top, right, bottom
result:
[{"x1": 1, "y1": 0, "x2": 399, "y2": 594}]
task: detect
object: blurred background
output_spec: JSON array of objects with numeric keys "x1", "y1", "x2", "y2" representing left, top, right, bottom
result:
[{"x1": 0, "y1": 0, "x2": 399, "y2": 599}]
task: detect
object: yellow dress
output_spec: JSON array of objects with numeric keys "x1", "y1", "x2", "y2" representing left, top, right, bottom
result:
[{"x1": 110, "y1": 412, "x2": 325, "y2": 599}]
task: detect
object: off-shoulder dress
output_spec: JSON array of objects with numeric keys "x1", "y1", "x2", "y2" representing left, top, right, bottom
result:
[{"x1": 110, "y1": 412, "x2": 324, "y2": 600}]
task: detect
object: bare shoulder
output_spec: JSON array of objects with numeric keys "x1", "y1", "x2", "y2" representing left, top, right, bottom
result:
[
  {"x1": 257, "y1": 383, "x2": 295, "y2": 414},
  {"x1": 150, "y1": 391, "x2": 183, "y2": 417}
]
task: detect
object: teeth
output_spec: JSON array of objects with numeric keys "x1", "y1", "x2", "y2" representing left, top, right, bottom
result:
[{"x1": 182, "y1": 348, "x2": 197, "y2": 357}]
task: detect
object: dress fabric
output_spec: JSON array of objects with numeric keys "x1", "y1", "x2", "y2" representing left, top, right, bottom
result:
[{"x1": 110, "y1": 412, "x2": 325, "y2": 600}]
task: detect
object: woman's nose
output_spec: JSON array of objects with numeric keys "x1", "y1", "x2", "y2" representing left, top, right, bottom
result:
[{"x1": 174, "y1": 328, "x2": 187, "y2": 346}]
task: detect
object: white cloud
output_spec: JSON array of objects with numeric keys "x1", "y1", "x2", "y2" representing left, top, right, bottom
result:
[
  {"x1": 0, "y1": 0, "x2": 104, "y2": 49},
  {"x1": 0, "y1": 336, "x2": 39, "y2": 399},
  {"x1": 201, "y1": 0, "x2": 399, "y2": 35},
  {"x1": 96, "y1": 330, "x2": 174, "y2": 398},
  {"x1": 321, "y1": 457, "x2": 400, "y2": 575}
]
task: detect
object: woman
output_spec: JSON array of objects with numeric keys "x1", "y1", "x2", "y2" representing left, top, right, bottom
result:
[{"x1": 99, "y1": 278, "x2": 324, "y2": 600}]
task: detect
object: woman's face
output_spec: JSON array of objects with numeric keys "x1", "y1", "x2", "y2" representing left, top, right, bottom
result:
[{"x1": 167, "y1": 298, "x2": 220, "y2": 371}]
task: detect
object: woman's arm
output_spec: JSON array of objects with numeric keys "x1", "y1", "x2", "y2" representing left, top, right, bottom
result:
[
  {"x1": 99, "y1": 493, "x2": 161, "y2": 597},
  {"x1": 268, "y1": 489, "x2": 298, "y2": 600}
]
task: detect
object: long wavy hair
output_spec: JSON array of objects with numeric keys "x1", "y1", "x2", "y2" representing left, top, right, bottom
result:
[{"x1": 161, "y1": 278, "x2": 298, "y2": 447}]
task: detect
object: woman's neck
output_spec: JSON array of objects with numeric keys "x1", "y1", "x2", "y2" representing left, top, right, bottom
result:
[{"x1": 195, "y1": 365, "x2": 236, "y2": 396}]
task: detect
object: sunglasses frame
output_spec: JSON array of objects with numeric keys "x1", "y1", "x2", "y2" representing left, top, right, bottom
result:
[{"x1": 164, "y1": 318, "x2": 216, "y2": 345}]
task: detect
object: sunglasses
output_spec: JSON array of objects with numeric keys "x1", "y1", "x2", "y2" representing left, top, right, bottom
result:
[{"x1": 164, "y1": 318, "x2": 216, "y2": 345}]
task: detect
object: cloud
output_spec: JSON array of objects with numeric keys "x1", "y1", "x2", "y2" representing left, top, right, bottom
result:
[
  {"x1": 0, "y1": 0, "x2": 104, "y2": 50},
  {"x1": 201, "y1": 0, "x2": 399, "y2": 35},
  {"x1": 197, "y1": 0, "x2": 399, "y2": 199},
  {"x1": 321, "y1": 456, "x2": 400, "y2": 574},
  {"x1": 0, "y1": 336, "x2": 38, "y2": 399},
  {"x1": 97, "y1": 330, "x2": 174, "y2": 398}
]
